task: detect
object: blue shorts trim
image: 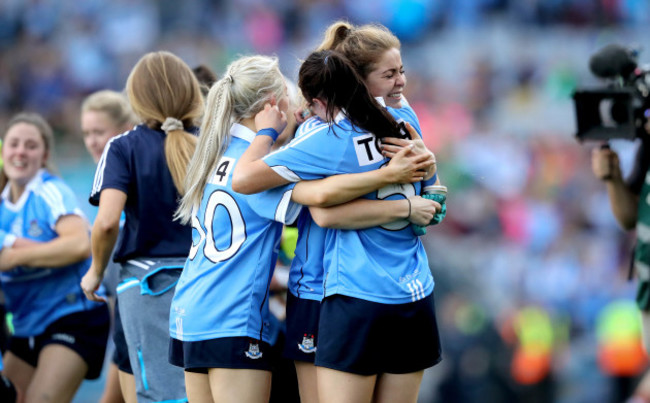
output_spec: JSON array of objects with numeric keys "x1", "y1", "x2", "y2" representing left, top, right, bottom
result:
[
  {"x1": 169, "y1": 337, "x2": 272, "y2": 371},
  {"x1": 283, "y1": 292, "x2": 320, "y2": 363},
  {"x1": 315, "y1": 293, "x2": 442, "y2": 375}
]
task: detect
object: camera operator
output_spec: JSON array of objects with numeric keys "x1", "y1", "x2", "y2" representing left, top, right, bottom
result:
[{"x1": 592, "y1": 126, "x2": 650, "y2": 403}]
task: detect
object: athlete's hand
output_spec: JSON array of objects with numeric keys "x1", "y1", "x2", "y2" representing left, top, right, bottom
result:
[
  {"x1": 382, "y1": 123, "x2": 436, "y2": 179},
  {"x1": 294, "y1": 105, "x2": 313, "y2": 124},
  {"x1": 381, "y1": 145, "x2": 434, "y2": 183},
  {"x1": 81, "y1": 265, "x2": 107, "y2": 303},
  {"x1": 255, "y1": 103, "x2": 288, "y2": 135},
  {"x1": 406, "y1": 196, "x2": 439, "y2": 226}
]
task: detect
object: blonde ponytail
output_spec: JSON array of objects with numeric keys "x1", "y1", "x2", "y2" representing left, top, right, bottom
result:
[{"x1": 176, "y1": 55, "x2": 286, "y2": 224}]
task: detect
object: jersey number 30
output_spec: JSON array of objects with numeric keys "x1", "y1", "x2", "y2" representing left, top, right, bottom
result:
[{"x1": 188, "y1": 154, "x2": 247, "y2": 264}]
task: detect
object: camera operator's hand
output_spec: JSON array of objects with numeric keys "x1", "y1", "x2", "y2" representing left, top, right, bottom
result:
[
  {"x1": 592, "y1": 146, "x2": 623, "y2": 182},
  {"x1": 591, "y1": 144, "x2": 640, "y2": 230}
]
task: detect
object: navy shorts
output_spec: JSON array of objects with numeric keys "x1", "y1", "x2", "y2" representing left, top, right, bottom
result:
[
  {"x1": 169, "y1": 337, "x2": 273, "y2": 372},
  {"x1": 111, "y1": 300, "x2": 132, "y2": 374},
  {"x1": 315, "y1": 293, "x2": 442, "y2": 376},
  {"x1": 8, "y1": 305, "x2": 110, "y2": 379},
  {"x1": 283, "y1": 292, "x2": 320, "y2": 363}
]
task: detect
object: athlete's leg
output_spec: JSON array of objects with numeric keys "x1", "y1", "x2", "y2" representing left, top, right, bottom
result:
[
  {"x1": 372, "y1": 371, "x2": 424, "y2": 403},
  {"x1": 208, "y1": 368, "x2": 271, "y2": 403},
  {"x1": 295, "y1": 361, "x2": 319, "y2": 403},
  {"x1": 99, "y1": 362, "x2": 124, "y2": 403},
  {"x1": 3, "y1": 351, "x2": 35, "y2": 402},
  {"x1": 118, "y1": 371, "x2": 136, "y2": 403},
  {"x1": 317, "y1": 366, "x2": 376, "y2": 403},
  {"x1": 185, "y1": 371, "x2": 213, "y2": 403},
  {"x1": 26, "y1": 344, "x2": 87, "y2": 402}
]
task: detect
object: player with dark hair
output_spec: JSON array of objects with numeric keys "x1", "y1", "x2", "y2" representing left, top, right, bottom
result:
[{"x1": 233, "y1": 50, "x2": 442, "y2": 403}]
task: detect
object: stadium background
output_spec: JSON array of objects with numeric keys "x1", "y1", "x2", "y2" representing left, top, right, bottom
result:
[{"x1": 2, "y1": 0, "x2": 650, "y2": 402}]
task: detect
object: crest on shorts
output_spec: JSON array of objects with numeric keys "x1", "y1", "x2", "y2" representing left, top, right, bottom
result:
[
  {"x1": 298, "y1": 333, "x2": 316, "y2": 354},
  {"x1": 245, "y1": 341, "x2": 263, "y2": 359}
]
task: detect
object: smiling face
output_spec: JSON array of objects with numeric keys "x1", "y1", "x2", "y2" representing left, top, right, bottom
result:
[
  {"x1": 81, "y1": 110, "x2": 123, "y2": 163},
  {"x1": 2, "y1": 122, "x2": 48, "y2": 191},
  {"x1": 365, "y1": 47, "x2": 407, "y2": 108}
]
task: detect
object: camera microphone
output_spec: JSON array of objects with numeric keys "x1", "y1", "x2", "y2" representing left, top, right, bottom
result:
[{"x1": 589, "y1": 44, "x2": 638, "y2": 79}]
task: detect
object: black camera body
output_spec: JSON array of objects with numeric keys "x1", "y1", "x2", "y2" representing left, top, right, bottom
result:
[{"x1": 573, "y1": 44, "x2": 650, "y2": 142}]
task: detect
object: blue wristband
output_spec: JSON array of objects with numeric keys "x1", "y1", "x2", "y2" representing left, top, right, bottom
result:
[{"x1": 257, "y1": 128, "x2": 280, "y2": 142}]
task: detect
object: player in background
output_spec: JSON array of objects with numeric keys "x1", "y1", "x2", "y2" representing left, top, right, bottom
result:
[
  {"x1": 81, "y1": 51, "x2": 203, "y2": 403},
  {"x1": 0, "y1": 112, "x2": 110, "y2": 402},
  {"x1": 233, "y1": 50, "x2": 442, "y2": 403},
  {"x1": 80, "y1": 90, "x2": 137, "y2": 403}
]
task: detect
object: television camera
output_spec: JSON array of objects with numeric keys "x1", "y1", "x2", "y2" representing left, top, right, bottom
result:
[{"x1": 573, "y1": 44, "x2": 650, "y2": 142}]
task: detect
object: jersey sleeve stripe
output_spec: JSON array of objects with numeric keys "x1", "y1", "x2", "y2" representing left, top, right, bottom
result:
[
  {"x1": 274, "y1": 188, "x2": 302, "y2": 224},
  {"x1": 269, "y1": 166, "x2": 301, "y2": 182},
  {"x1": 40, "y1": 182, "x2": 68, "y2": 225},
  {"x1": 91, "y1": 131, "x2": 130, "y2": 198}
]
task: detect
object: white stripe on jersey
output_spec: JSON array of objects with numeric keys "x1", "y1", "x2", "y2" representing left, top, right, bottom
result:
[
  {"x1": 406, "y1": 280, "x2": 425, "y2": 301},
  {"x1": 40, "y1": 182, "x2": 66, "y2": 225},
  {"x1": 264, "y1": 118, "x2": 328, "y2": 183},
  {"x1": 266, "y1": 118, "x2": 326, "y2": 158},
  {"x1": 175, "y1": 317, "x2": 183, "y2": 339},
  {"x1": 274, "y1": 188, "x2": 301, "y2": 224},
  {"x1": 91, "y1": 130, "x2": 133, "y2": 198},
  {"x1": 269, "y1": 166, "x2": 301, "y2": 182},
  {"x1": 415, "y1": 279, "x2": 425, "y2": 300}
]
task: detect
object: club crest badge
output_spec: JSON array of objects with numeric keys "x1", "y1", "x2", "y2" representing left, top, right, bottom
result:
[
  {"x1": 245, "y1": 342, "x2": 263, "y2": 359},
  {"x1": 298, "y1": 334, "x2": 316, "y2": 354},
  {"x1": 27, "y1": 219, "x2": 42, "y2": 238}
]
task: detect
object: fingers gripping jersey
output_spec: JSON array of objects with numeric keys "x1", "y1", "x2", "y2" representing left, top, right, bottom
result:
[
  {"x1": 266, "y1": 106, "x2": 431, "y2": 303},
  {"x1": 170, "y1": 124, "x2": 302, "y2": 343},
  {"x1": 0, "y1": 169, "x2": 104, "y2": 336},
  {"x1": 262, "y1": 115, "x2": 433, "y2": 305}
]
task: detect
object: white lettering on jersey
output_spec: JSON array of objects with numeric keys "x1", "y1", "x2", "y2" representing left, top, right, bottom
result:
[
  {"x1": 376, "y1": 183, "x2": 417, "y2": 230},
  {"x1": 209, "y1": 157, "x2": 236, "y2": 186},
  {"x1": 353, "y1": 134, "x2": 383, "y2": 166}
]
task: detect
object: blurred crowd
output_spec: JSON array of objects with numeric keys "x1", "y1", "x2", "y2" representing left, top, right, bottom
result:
[{"x1": 3, "y1": 0, "x2": 650, "y2": 402}]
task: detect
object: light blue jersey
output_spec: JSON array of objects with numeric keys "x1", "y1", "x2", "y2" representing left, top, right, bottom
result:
[
  {"x1": 386, "y1": 99, "x2": 438, "y2": 188},
  {"x1": 286, "y1": 208, "x2": 327, "y2": 301},
  {"x1": 170, "y1": 124, "x2": 302, "y2": 343},
  {"x1": 0, "y1": 169, "x2": 105, "y2": 337},
  {"x1": 263, "y1": 114, "x2": 433, "y2": 305},
  {"x1": 273, "y1": 105, "x2": 429, "y2": 303}
]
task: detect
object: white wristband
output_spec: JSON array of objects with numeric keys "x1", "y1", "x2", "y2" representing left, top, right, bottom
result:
[{"x1": 3, "y1": 234, "x2": 16, "y2": 248}]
